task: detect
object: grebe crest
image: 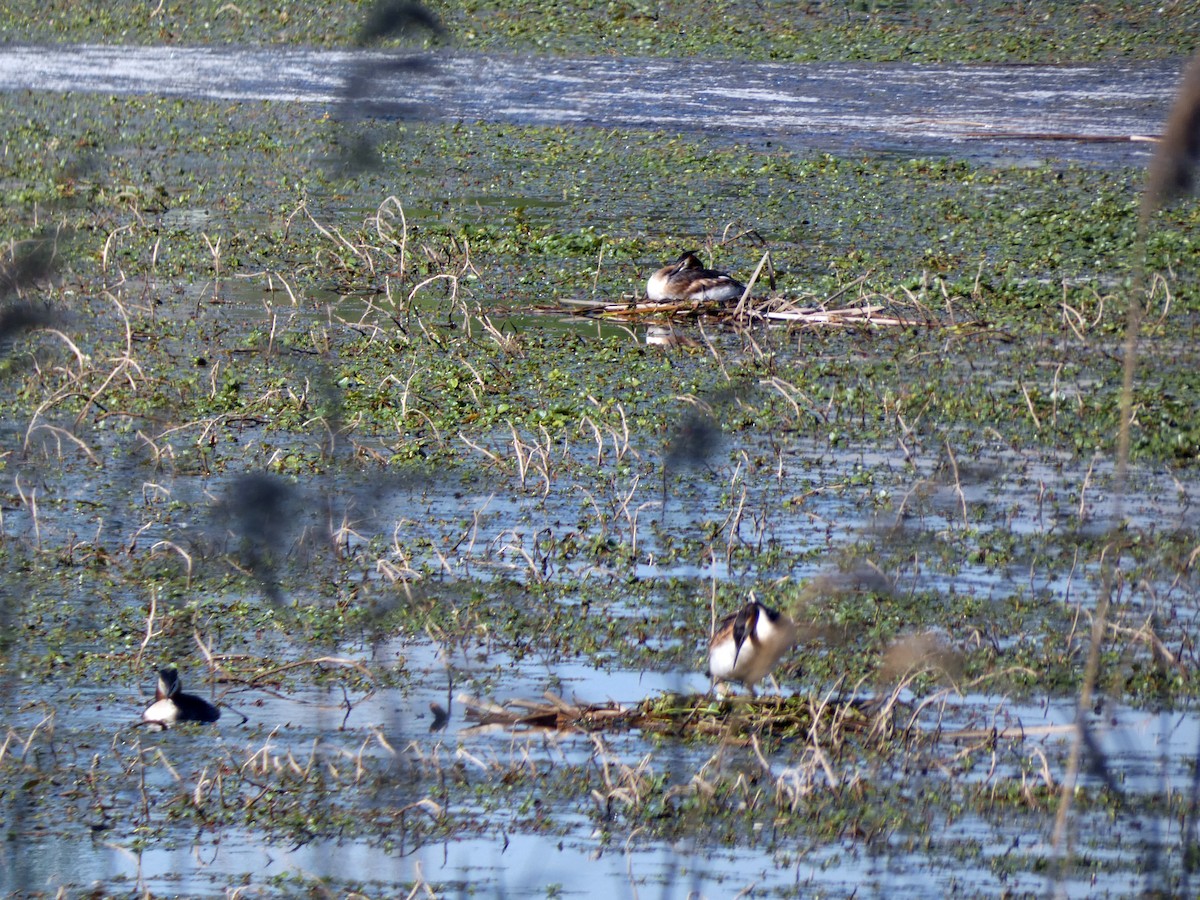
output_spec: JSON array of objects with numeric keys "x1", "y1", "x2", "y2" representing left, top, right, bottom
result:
[
  {"x1": 143, "y1": 667, "x2": 220, "y2": 726},
  {"x1": 707, "y1": 597, "x2": 796, "y2": 696},
  {"x1": 646, "y1": 251, "x2": 745, "y2": 303}
]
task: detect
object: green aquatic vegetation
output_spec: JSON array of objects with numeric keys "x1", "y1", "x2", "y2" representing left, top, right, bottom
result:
[
  {"x1": 1, "y1": 44, "x2": 1199, "y2": 894},
  {"x1": 7, "y1": 94, "x2": 1198, "y2": 325},
  {"x1": 12, "y1": 0, "x2": 1186, "y2": 65}
]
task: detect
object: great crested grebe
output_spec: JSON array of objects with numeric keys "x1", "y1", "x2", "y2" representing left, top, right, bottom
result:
[
  {"x1": 143, "y1": 667, "x2": 221, "y2": 726},
  {"x1": 646, "y1": 251, "x2": 745, "y2": 303},
  {"x1": 707, "y1": 598, "x2": 796, "y2": 696}
]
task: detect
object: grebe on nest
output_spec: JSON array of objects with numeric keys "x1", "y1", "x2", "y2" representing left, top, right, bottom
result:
[
  {"x1": 646, "y1": 251, "x2": 745, "y2": 303},
  {"x1": 707, "y1": 598, "x2": 796, "y2": 696}
]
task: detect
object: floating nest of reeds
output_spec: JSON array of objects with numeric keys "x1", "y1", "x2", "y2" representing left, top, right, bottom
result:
[
  {"x1": 549, "y1": 256, "x2": 947, "y2": 327},
  {"x1": 566, "y1": 296, "x2": 921, "y2": 328},
  {"x1": 461, "y1": 691, "x2": 902, "y2": 746}
]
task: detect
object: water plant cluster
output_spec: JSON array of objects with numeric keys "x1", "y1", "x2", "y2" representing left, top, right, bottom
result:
[{"x1": 1, "y1": 3, "x2": 1200, "y2": 897}]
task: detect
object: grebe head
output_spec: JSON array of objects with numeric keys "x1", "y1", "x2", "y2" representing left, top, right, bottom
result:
[{"x1": 156, "y1": 667, "x2": 181, "y2": 701}]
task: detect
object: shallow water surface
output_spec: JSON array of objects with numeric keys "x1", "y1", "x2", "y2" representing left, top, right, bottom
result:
[
  {"x1": 1, "y1": 33, "x2": 1198, "y2": 899},
  {"x1": 0, "y1": 45, "x2": 1179, "y2": 164},
  {"x1": 6, "y1": 652, "x2": 1195, "y2": 897}
]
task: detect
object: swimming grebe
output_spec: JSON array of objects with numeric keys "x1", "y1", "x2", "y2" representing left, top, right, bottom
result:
[
  {"x1": 646, "y1": 251, "x2": 745, "y2": 303},
  {"x1": 707, "y1": 598, "x2": 796, "y2": 696},
  {"x1": 143, "y1": 667, "x2": 221, "y2": 725}
]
